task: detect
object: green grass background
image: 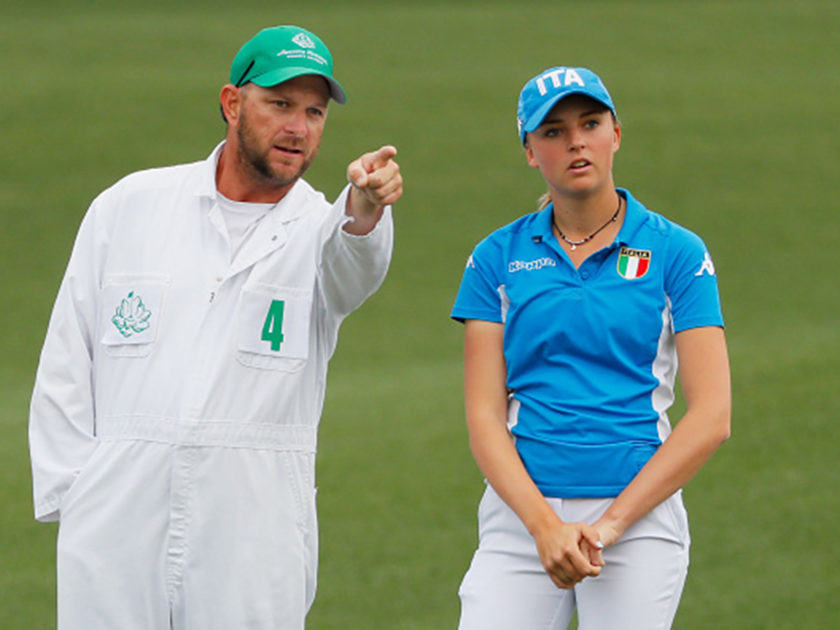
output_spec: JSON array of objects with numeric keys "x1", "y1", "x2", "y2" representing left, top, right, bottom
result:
[{"x1": 2, "y1": 0, "x2": 838, "y2": 628}]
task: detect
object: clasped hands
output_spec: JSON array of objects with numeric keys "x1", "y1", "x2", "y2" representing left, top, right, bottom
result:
[{"x1": 534, "y1": 519, "x2": 621, "y2": 590}]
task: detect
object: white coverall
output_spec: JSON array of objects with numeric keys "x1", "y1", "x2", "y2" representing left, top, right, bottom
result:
[{"x1": 29, "y1": 143, "x2": 393, "y2": 630}]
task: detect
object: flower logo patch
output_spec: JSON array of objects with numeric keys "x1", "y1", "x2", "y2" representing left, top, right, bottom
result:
[{"x1": 112, "y1": 291, "x2": 152, "y2": 338}]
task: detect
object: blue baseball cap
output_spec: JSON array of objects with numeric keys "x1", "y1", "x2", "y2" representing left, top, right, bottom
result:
[{"x1": 517, "y1": 67, "x2": 615, "y2": 144}]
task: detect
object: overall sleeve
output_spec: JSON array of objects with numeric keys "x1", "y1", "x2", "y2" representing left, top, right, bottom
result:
[
  {"x1": 318, "y1": 184, "x2": 394, "y2": 319},
  {"x1": 29, "y1": 203, "x2": 103, "y2": 522}
]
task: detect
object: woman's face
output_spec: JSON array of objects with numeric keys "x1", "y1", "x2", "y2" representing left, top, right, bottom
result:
[{"x1": 524, "y1": 95, "x2": 621, "y2": 200}]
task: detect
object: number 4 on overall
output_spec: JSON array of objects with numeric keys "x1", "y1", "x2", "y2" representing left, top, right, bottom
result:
[{"x1": 261, "y1": 299, "x2": 286, "y2": 351}]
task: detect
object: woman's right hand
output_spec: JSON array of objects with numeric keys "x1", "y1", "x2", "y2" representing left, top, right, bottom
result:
[{"x1": 532, "y1": 517, "x2": 605, "y2": 589}]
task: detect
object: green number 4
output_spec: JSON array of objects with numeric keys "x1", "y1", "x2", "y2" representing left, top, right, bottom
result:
[{"x1": 261, "y1": 299, "x2": 286, "y2": 351}]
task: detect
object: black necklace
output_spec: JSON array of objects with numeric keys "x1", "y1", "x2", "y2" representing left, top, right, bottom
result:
[{"x1": 552, "y1": 195, "x2": 622, "y2": 250}]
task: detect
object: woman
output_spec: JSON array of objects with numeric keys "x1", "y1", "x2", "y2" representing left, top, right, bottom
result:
[{"x1": 451, "y1": 67, "x2": 731, "y2": 629}]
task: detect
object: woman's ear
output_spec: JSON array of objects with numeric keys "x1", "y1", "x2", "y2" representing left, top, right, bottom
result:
[{"x1": 524, "y1": 140, "x2": 540, "y2": 168}]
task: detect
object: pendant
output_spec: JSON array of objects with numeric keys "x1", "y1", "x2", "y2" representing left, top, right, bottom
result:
[{"x1": 570, "y1": 244, "x2": 577, "y2": 250}]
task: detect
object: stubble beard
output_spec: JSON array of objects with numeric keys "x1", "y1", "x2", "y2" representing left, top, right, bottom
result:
[{"x1": 235, "y1": 110, "x2": 318, "y2": 190}]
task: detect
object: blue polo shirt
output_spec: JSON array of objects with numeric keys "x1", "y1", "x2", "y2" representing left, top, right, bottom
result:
[{"x1": 451, "y1": 189, "x2": 723, "y2": 498}]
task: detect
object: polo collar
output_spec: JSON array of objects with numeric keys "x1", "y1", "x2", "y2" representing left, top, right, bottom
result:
[
  {"x1": 532, "y1": 204, "x2": 556, "y2": 243},
  {"x1": 529, "y1": 187, "x2": 648, "y2": 247},
  {"x1": 614, "y1": 188, "x2": 648, "y2": 245}
]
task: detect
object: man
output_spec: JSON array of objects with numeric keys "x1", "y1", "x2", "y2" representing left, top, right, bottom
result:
[{"x1": 29, "y1": 25, "x2": 402, "y2": 629}]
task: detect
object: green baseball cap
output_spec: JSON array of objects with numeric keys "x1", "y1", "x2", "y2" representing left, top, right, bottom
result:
[{"x1": 230, "y1": 25, "x2": 346, "y2": 104}]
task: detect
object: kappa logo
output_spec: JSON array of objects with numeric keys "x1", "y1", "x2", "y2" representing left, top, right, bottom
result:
[
  {"x1": 694, "y1": 252, "x2": 716, "y2": 277},
  {"x1": 617, "y1": 247, "x2": 651, "y2": 280},
  {"x1": 292, "y1": 32, "x2": 316, "y2": 48},
  {"x1": 112, "y1": 291, "x2": 152, "y2": 338},
  {"x1": 509, "y1": 257, "x2": 557, "y2": 273},
  {"x1": 535, "y1": 68, "x2": 585, "y2": 96}
]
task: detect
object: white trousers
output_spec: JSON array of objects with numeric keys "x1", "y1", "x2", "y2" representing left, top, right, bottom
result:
[{"x1": 458, "y1": 485, "x2": 690, "y2": 630}]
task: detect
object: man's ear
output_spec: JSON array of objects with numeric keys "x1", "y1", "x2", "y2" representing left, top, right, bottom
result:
[{"x1": 219, "y1": 84, "x2": 242, "y2": 125}]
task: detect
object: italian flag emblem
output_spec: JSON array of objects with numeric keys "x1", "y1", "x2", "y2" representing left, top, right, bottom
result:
[{"x1": 617, "y1": 247, "x2": 651, "y2": 280}]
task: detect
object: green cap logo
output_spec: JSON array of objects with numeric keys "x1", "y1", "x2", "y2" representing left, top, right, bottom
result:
[
  {"x1": 291, "y1": 32, "x2": 315, "y2": 48},
  {"x1": 230, "y1": 25, "x2": 346, "y2": 103}
]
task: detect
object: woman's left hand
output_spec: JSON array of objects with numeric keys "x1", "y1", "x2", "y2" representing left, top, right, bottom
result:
[
  {"x1": 579, "y1": 519, "x2": 622, "y2": 568},
  {"x1": 593, "y1": 519, "x2": 622, "y2": 548}
]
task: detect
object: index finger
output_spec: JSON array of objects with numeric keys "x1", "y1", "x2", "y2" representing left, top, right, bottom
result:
[
  {"x1": 580, "y1": 538, "x2": 605, "y2": 568},
  {"x1": 566, "y1": 538, "x2": 602, "y2": 578},
  {"x1": 362, "y1": 145, "x2": 398, "y2": 171}
]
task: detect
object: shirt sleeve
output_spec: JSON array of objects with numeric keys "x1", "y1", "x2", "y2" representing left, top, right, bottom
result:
[
  {"x1": 29, "y1": 202, "x2": 102, "y2": 522},
  {"x1": 665, "y1": 225, "x2": 724, "y2": 332},
  {"x1": 318, "y1": 184, "x2": 394, "y2": 319},
  {"x1": 451, "y1": 236, "x2": 505, "y2": 324}
]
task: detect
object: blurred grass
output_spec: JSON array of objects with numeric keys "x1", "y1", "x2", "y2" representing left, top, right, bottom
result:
[{"x1": 2, "y1": 1, "x2": 838, "y2": 628}]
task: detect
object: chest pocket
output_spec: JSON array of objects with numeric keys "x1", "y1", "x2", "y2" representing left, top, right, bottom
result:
[
  {"x1": 237, "y1": 283, "x2": 312, "y2": 372},
  {"x1": 99, "y1": 275, "x2": 169, "y2": 357}
]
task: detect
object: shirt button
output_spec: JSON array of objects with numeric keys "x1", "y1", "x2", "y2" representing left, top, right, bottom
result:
[{"x1": 581, "y1": 271, "x2": 590, "y2": 280}]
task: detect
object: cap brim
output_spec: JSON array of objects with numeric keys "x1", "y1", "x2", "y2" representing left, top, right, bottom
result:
[
  {"x1": 523, "y1": 90, "x2": 613, "y2": 133},
  {"x1": 250, "y1": 67, "x2": 346, "y2": 104}
]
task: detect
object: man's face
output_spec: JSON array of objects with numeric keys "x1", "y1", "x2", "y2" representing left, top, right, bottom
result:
[{"x1": 233, "y1": 75, "x2": 330, "y2": 191}]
